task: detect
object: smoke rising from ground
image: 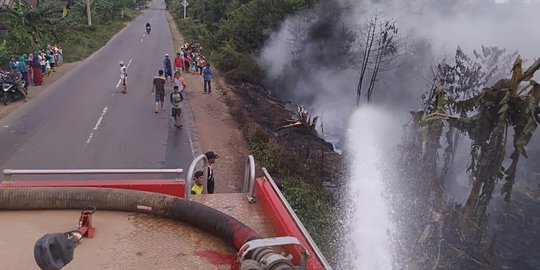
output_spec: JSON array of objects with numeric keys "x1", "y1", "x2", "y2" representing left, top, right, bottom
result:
[
  {"x1": 259, "y1": 0, "x2": 540, "y2": 148},
  {"x1": 260, "y1": 2, "x2": 540, "y2": 267}
]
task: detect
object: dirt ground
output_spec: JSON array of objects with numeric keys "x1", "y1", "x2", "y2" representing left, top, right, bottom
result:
[
  {"x1": 227, "y1": 83, "x2": 344, "y2": 186},
  {"x1": 165, "y1": 13, "x2": 342, "y2": 189},
  {"x1": 0, "y1": 193, "x2": 275, "y2": 270},
  {"x1": 166, "y1": 14, "x2": 248, "y2": 193}
]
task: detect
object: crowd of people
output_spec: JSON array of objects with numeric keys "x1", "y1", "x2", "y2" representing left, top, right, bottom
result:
[
  {"x1": 116, "y1": 39, "x2": 216, "y2": 195},
  {"x1": 136, "y1": 41, "x2": 212, "y2": 124},
  {"x1": 155, "y1": 42, "x2": 217, "y2": 195},
  {"x1": 3, "y1": 44, "x2": 64, "y2": 89},
  {"x1": 168, "y1": 42, "x2": 212, "y2": 93},
  {"x1": 160, "y1": 42, "x2": 213, "y2": 125}
]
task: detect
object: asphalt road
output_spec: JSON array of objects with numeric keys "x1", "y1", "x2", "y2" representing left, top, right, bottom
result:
[{"x1": 0, "y1": 1, "x2": 195, "y2": 180}]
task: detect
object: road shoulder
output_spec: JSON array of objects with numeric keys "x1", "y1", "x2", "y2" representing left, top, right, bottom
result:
[
  {"x1": 0, "y1": 62, "x2": 80, "y2": 120},
  {"x1": 166, "y1": 13, "x2": 249, "y2": 193}
]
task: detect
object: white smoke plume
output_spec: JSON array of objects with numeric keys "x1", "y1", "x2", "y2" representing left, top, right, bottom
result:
[
  {"x1": 260, "y1": 3, "x2": 540, "y2": 266},
  {"x1": 259, "y1": 0, "x2": 540, "y2": 149}
]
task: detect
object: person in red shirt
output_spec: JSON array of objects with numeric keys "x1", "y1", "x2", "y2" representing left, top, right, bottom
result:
[{"x1": 174, "y1": 52, "x2": 184, "y2": 74}]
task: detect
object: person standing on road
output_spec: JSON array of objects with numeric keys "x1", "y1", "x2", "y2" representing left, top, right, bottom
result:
[
  {"x1": 119, "y1": 61, "x2": 128, "y2": 94},
  {"x1": 170, "y1": 85, "x2": 183, "y2": 128},
  {"x1": 8, "y1": 57, "x2": 17, "y2": 72},
  {"x1": 46, "y1": 49, "x2": 56, "y2": 73},
  {"x1": 174, "y1": 52, "x2": 183, "y2": 74},
  {"x1": 17, "y1": 56, "x2": 29, "y2": 89},
  {"x1": 151, "y1": 69, "x2": 167, "y2": 113},
  {"x1": 57, "y1": 46, "x2": 64, "y2": 66},
  {"x1": 202, "y1": 63, "x2": 212, "y2": 94},
  {"x1": 163, "y1": 54, "x2": 173, "y2": 83},
  {"x1": 174, "y1": 72, "x2": 186, "y2": 94},
  {"x1": 32, "y1": 52, "x2": 43, "y2": 86},
  {"x1": 39, "y1": 50, "x2": 46, "y2": 76},
  {"x1": 204, "y1": 151, "x2": 219, "y2": 194},
  {"x1": 197, "y1": 56, "x2": 205, "y2": 75},
  {"x1": 183, "y1": 53, "x2": 191, "y2": 75}
]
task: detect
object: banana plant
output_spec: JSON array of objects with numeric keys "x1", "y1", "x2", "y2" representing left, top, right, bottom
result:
[
  {"x1": 407, "y1": 53, "x2": 540, "y2": 238},
  {"x1": 4, "y1": 0, "x2": 64, "y2": 51},
  {"x1": 0, "y1": 40, "x2": 7, "y2": 62}
]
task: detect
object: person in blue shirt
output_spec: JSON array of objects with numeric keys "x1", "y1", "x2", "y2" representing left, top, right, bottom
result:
[
  {"x1": 46, "y1": 49, "x2": 56, "y2": 72},
  {"x1": 17, "y1": 56, "x2": 28, "y2": 88},
  {"x1": 8, "y1": 57, "x2": 16, "y2": 72},
  {"x1": 163, "y1": 54, "x2": 173, "y2": 83},
  {"x1": 202, "y1": 63, "x2": 212, "y2": 94}
]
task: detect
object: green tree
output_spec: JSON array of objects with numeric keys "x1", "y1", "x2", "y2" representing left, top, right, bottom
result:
[
  {"x1": 2, "y1": 0, "x2": 64, "y2": 55},
  {"x1": 169, "y1": 0, "x2": 316, "y2": 82}
]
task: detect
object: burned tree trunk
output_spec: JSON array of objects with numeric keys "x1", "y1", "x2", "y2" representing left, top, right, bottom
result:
[
  {"x1": 355, "y1": 15, "x2": 403, "y2": 105},
  {"x1": 275, "y1": 106, "x2": 319, "y2": 134}
]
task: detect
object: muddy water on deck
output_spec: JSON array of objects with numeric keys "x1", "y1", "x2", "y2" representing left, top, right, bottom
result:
[
  {"x1": 0, "y1": 193, "x2": 274, "y2": 270},
  {"x1": 0, "y1": 210, "x2": 235, "y2": 269}
]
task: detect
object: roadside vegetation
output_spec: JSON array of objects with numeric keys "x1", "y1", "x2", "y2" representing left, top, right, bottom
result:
[
  {"x1": 0, "y1": 0, "x2": 147, "y2": 66},
  {"x1": 166, "y1": 0, "x2": 316, "y2": 83},
  {"x1": 224, "y1": 90, "x2": 340, "y2": 262},
  {"x1": 165, "y1": 0, "x2": 341, "y2": 263},
  {"x1": 166, "y1": 0, "x2": 540, "y2": 268}
]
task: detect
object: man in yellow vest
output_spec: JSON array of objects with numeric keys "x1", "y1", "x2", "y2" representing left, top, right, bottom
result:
[{"x1": 191, "y1": 170, "x2": 204, "y2": 195}]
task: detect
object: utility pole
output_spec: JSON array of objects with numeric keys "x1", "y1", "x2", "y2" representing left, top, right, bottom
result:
[
  {"x1": 86, "y1": 0, "x2": 92, "y2": 26},
  {"x1": 182, "y1": 0, "x2": 189, "y2": 19}
]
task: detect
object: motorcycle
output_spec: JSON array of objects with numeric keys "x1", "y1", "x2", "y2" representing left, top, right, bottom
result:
[
  {"x1": 146, "y1": 25, "x2": 151, "y2": 35},
  {"x1": 1, "y1": 72, "x2": 27, "y2": 105}
]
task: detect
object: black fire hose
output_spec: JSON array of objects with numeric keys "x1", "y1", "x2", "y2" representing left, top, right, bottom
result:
[{"x1": 0, "y1": 187, "x2": 261, "y2": 268}]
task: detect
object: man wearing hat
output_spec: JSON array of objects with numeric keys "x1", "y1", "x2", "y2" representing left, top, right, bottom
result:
[
  {"x1": 119, "y1": 60, "x2": 127, "y2": 94},
  {"x1": 205, "y1": 151, "x2": 219, "y2": 194}
]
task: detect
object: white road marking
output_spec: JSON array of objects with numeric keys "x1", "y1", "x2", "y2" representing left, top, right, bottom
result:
[
  {"x1": 140, "y1": 38, "x2": 144, "y2": 42},
  {"x1": 187, "y1": 125, "x2": 195, "y2": 159},
  {"x1": 2, "y1": 125, "x2": 8, "y2": 128},
  {"x1": 85, "y1": 106, "x2": 109, "y2": 145},
  {"x1": 86, "y1": 133, "x2": 94, "y2": 144}
]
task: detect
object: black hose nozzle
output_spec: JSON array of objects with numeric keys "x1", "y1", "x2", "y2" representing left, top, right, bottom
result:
[{"x1": 34, "y1": 233, "x2": 78, "y2": 270}]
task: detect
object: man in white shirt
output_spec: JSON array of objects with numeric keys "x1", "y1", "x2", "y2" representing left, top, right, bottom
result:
[
  {"x1": 170, "y1": 85, "x2": 183, "y2": 128},
  {"x1": 119, "y1": 61, "x2": 127, "y2": 94}
]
